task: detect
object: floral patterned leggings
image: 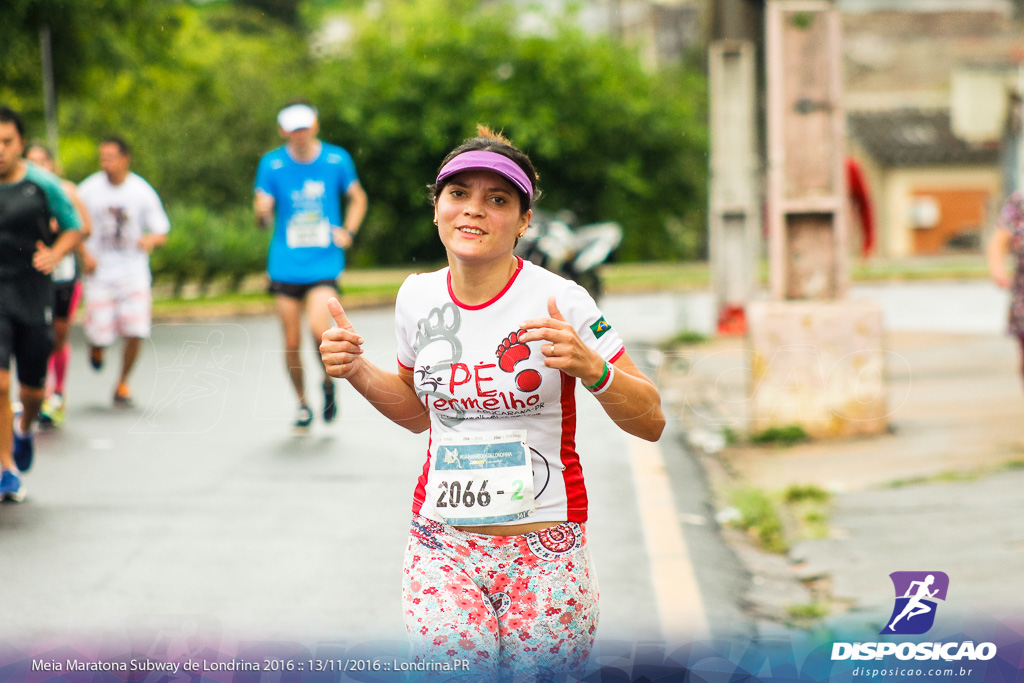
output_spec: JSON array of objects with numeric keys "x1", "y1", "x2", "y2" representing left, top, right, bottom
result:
[{"x1": 402, "y1": 514, "x2": 599, "y2": 681}]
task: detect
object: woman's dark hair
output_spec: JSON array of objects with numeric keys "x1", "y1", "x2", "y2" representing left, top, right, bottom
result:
[
  {"x1": 429, "y1": 125, "x2": 541, "y2": 214},
  {"x1": 26, "y1": 140, "x2": 54, "y2": 161},
  {"x1": 0, "y1": 106, "x2": 26, "y2": 139}
]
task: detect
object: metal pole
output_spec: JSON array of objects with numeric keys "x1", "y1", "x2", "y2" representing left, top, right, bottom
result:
[
  {"x1": 608, "y1": 0, "x2": 623, "y2": 40},
  {"x1": 40, "y1": 24, "x2": 60, "y2": 160}
]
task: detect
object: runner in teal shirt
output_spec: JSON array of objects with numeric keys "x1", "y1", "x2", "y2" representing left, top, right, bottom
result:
[{"x1": 0, "y1": 106, "x2": 82, "y2": 501}]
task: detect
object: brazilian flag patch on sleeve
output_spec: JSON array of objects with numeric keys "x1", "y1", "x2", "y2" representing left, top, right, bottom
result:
[{"x1": 590, "y1": 317, "x2": 611, "y2": 339}]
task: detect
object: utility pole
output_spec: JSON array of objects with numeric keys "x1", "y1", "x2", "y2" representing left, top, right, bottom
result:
[
  {"x1": 608, "y1": 0, "x2": 624, "y2": 40},
  {"x1": 707, "y1": 0, "x2": 764, "y2": 335},
  {"x1": 40, "y1": 25, "x2": 60, "y2": 160}
]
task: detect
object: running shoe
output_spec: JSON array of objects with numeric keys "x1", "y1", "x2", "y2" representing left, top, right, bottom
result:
[
  {"x1": 113, "y1": 383, "x2": 133, "y2": 407},
  {"x1": 12, "y1": 426, "x2": 33, "y2": 473},
  {"x1": 323, "y1": 379, "x2": 337, "y2": 423},
  {"x1": 89, "y1": 346, "x2": 104, "y2": 371},
  {"x1": 39, "y1": 394, "x2": 65, "y2": 428},
  {"x1": 294, "y1": 405, "x2": 314, "y2": 434},
  {"x1": 0, "y1": 470, "x2": 25, "y2": 503}
]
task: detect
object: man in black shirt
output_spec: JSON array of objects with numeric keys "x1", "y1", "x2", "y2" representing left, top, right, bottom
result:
[{"x1": 0, "y1": 106, "x2": 82, "y2": 501}]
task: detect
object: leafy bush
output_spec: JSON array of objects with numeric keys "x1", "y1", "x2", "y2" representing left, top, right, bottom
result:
[
  {"x1": 315, "y1": 0, "x2": 708, "y2": 265},
  {"x1": 152, "y1": 204, "x2": 270, "y2": 292}
]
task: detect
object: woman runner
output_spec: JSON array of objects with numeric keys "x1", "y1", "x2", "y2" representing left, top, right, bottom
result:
[
  {"x1": 25, "y1": 142, "x2": 92, "y2": 426},
  {"x1": 320, "y1": 127, "x2": 664, "y2": 680}
]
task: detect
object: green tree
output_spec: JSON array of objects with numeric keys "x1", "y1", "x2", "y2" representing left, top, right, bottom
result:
[
  {"x1": 4, "y1": 0, "x2": 709, "y2": 284},
  {"x1": 236, "y1": 0, "x2": 303, "y2": 27},
  {"x1": 55, "y1": 5, "x2": 309, "y2": 198},
  {"x1": 0, "y1": 0, "x2": 179, "y2": 118},
  {"x1": 313, "y1": 0, "x2": 708, "y2": 265}
]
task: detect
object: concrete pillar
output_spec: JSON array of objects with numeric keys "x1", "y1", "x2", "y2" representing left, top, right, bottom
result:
[
  {"x1": 765, "y1": 0, "x2": 848, "y2": 300},
  {"x1": 709, "y1": 40, "x2": 761, "y2": 335},
  {"x1": 748, "y1": 0, "x2": 887, "y2": 438}
]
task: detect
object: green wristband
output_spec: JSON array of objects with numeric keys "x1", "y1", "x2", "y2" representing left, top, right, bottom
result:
[{"x1": 585, "y1": 361, "x2": 610, "y2": 392}]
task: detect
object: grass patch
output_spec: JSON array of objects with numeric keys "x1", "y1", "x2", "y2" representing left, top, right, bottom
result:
[
  {"x1": 785, "y1": 602, "x2": 830, "y2": 627},
  {"x1": 725, "y1": 484, "x2": 833, "y2": 553},
  {"x1": 886, "y1": 457, "x2": 1024, "y2": 489},
  {"x1": 749, "y1": 425, "x2": 810, "y2": 447},
  {"x1": 729, "y1": 487, "x2": 788, "y2": 554},
  {"x1": 661, "y1": 329, "x2": 710, "y2": 349},
  {"x1": 152, "y1": 290, "x2": 273, "y2": 312},
  {"x1": 784, "y1": 484, "x2": 832, "y2": 541},
  {"x1": 602, "y1": 261, "x2": 709, "y2": 292},
  {"x1": 784, "y1": 484, "x2": 830, "y2": 504},
  {"x1": 147, "y1": 255, "x2": 994, "y2": 319}
]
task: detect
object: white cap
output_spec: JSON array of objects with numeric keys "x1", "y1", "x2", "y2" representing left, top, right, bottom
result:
[{"x1": 277, "y1": 104, "x2": 317, "y2": 133}]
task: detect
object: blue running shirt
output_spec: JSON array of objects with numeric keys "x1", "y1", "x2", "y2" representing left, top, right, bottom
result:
[{"x1": 254, "y1": 143, "x2": 359, "y2": 284}]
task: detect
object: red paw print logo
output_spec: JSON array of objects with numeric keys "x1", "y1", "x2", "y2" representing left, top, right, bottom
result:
[{"x1": 496, "y1": 330, "x2": 541, "y2": 392}]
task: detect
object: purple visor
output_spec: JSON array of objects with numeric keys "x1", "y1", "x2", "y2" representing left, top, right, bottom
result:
[{"x1": 435, "y1": 150, "x2": 533, "y2": 204}]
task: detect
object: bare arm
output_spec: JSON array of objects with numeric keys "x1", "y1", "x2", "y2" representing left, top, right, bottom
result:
[
  {"x1": 333, "y1": 181, "x2": 369, "y2": 249},
  {"x1": 254, "y1": 190, "x2": 275, "y2": 229},
  {"x1": 320, "y1": 297, "x2": 430, "y2": 432},
  {"x1": 519, "y1": 297, "x2": 666, "y2": 442},
  {"x1": 138, "y1": 233, "x2": 167, "y2": 253},
  {"x1": 987, "y1": 227, "x2": 1012, "y2": 288},
  {"x1": 343, "y1": 181, "x2": 368, "y2": 234},
  {"x1": 594, "y1": 352, "x2": 666, "y2": 441}
]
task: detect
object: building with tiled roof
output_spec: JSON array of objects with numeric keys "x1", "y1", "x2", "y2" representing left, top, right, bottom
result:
[{"x1": 840, "y1": 0, "x2": 1022, "y2": 255}]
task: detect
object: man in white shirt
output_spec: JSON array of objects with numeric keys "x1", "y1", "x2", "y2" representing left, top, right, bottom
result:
[{"x1": 78, "y1": 136, "x2": 170, "y2": 406}]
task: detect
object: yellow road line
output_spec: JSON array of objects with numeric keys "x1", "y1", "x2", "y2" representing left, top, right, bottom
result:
[{"x1": 629, "y1": 435, "x2": 710, "y2": 642}]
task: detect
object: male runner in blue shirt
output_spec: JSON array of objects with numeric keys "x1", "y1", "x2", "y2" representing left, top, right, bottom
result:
[{"x1": 254, "y1": 102, "x2": 368, "y2": 432}]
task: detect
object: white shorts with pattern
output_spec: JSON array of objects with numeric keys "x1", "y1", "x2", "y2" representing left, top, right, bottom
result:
[{"x1": 84, "y1": 280, "x2": 153, "y2": 346}]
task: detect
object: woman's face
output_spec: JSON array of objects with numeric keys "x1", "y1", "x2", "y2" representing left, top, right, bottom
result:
[
  {"x1": 26, "y1": 147, "x2": 53, "y2": 172},
  {"x1": 434, "y1": 169, "x2": 531, "y2": 264}
]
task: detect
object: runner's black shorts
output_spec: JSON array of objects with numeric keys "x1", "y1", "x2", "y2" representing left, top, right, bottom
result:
[
  {"x1": 0, "y1": 313, "x2": 55, "y2": 388},
  {"x1": 267, "y1": 279, "x2": 340, "y2": 300},
  {"x1": 53, "y1": 280, "x2": 80, "y2": 320}
]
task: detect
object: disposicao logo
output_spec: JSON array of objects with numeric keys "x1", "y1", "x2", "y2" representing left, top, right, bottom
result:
[
  {"x1": 881, "y1": 571, "x2": 949, "y2": 635},
  {"x1": 831, "y1": 571, "x2": 997, "y2": 663}
]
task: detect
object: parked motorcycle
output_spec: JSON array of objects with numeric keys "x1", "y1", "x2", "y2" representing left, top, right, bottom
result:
[{"x1": 514, "y1": 210, "x2": 622, "y2": 300}]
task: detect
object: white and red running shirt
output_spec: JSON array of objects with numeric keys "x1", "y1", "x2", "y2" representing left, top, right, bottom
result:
[{"x1": 396, "y1": 258, "x2": 625, "y2": 526}]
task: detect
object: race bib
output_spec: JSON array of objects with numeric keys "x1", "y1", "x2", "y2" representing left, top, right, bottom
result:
[
  {"x1": 427, "y1": 430, "x2": 535, "y2": 526},
  {"x1": 51, "y1": 253, "x2": 76, "y2": 283},
  {"x1": 286, "y1": 212, "x2": 331, "y2": 248}
]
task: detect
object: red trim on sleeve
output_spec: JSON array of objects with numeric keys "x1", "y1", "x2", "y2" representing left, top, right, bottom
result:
[
  {"x1": 559, "y1": 372, "x2": 588, "y2": 523},
  {"x1": 447, "y1": 257, "x2": 524, "y2": 310},
  {"x1": 609, "y1": 346, "x2": 626, "y2": 364},
  {"x1": 397, "y1": 356, "x2": 414, "y2": 371}
]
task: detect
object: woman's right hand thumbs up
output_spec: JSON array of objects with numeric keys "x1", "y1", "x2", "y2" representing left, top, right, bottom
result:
[{"x1": 320, "y1": 297, "x2": 365, "y2": 379}]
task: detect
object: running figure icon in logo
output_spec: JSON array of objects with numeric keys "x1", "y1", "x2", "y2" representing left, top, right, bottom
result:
[{"x1": 881, "y1": 571, "x2": 949, "y2": 635}]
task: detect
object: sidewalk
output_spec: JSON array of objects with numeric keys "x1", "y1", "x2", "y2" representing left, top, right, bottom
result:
[{"x1": 667, "y1": 329, "x2": 1024, "y2": 634}]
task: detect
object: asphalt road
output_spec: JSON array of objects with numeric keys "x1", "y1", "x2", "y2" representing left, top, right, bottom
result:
[
  {"x1": 1, "y1": 292, "x2": 751, "y2": 656},
  {"x1": 4, "y1": 279, "x2": 1007, "y2": 659}
]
